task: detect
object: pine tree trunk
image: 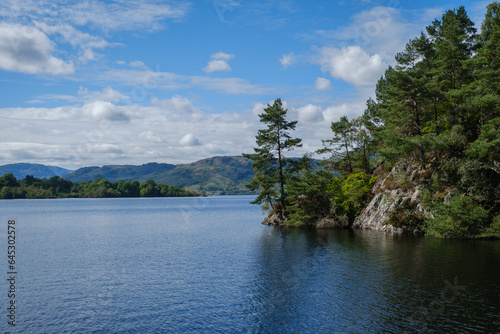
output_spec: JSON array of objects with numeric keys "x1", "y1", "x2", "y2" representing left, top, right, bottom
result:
[{"x1": 277, "y1": 125, "x2": 286, "y2": 220}]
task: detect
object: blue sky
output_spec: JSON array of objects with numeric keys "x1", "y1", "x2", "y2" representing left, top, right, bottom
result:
[{"x1": 0, "y1": 0, "x2": 490, "y2": 169}]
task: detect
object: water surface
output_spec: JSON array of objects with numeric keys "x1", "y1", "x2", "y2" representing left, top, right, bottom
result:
[{"x1": 0, "y1": 196, "x2": 498, "y2": 333}]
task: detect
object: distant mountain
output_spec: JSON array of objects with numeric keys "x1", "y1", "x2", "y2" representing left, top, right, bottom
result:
[
  {"x1": 64, "y1": 156, "x2": 255, "y2": 195},
  {"x1": 153, "y1": 156, "x2": 254, "y2": 195},
  {"x1": 0, "y1": 163, "x2": 74, "y2": 180},
  {"x1": 64, "y1": 162, "x2": 176, "y2": 183}
]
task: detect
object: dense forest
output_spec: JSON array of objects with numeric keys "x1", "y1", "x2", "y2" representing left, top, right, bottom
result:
[
  {"x1": 244, "y1": 3, "x2": 500, "y2": 239},
  {"x1": 0, "y1": 174, "x2": 201, "y2": 199}
]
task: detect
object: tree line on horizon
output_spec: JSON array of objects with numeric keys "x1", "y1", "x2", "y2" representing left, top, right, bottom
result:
[
  {"x1": 0, "y1": 174, "x2": 201, "y2": 199},
  {"x1": 244, "y1": 2, "x2": 500, "y2": 239}
]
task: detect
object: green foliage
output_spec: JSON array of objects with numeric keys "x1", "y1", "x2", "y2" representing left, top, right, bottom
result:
[
  {"x1": 318, "y1": 115, "x2": 377, "y2": 175},
  {"x1": 333, "y1": 172, "x2": 378, "y2": 223},
  {"x1": 286, "y1": 170, "x2": 335, "y2": 227},
  {"x1": 243, "y1": 98, "x2": 303, "y2": 219},
  {"x1": 479, "y1": 215, "x2": 500, "y2": 239},
  {"x1": 319, "y1": 116, "x2": 355, "y2": 174},
  {"x1": 425, "y1": 196, "x2": 490, "y2": 238},
  {"x1": 466, "y1": 118, "x2": 500, "y2": 165},
  {"x1": 0, "y1": 174, "x2": 200, "y2": 199},
  {"x1": 0, "y1": 174, "x2": 19, "y2": 188}
]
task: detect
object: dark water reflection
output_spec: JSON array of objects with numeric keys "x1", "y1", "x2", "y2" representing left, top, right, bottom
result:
[
  {"x1": 247, "y1": 228, "x2": 500, "y2": 333},
  {"x1": 0, "y1": 196, "x2": 498, "y2": 333}
]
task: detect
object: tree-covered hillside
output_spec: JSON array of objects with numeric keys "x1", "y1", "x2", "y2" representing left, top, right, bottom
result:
[
  {"x1": 64, "y1": 162, "x2": 176, "y2": 183},
  {"x1": 245, "y1": 2, "x2": 500, "y2": 239},
  {"x1": 64, "y1": 156, "x2": 255, "y2": 195}
]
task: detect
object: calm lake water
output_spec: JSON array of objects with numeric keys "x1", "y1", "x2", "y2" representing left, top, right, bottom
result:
[{"x1": 0, "y1": 196, "x2": 499, "y2": 333}]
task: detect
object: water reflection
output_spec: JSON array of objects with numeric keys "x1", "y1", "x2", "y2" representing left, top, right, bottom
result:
[{"x1": 245, "y1": 227, "x2": 500, "y2": 333}]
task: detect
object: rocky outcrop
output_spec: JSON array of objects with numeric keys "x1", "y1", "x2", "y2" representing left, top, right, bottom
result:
[
  {"x1": 353, "y1": 163, "x2": 431, "y2": 233},
  {"x1": 316, "y1": 216, "x2": 349, "y2": 229},
  {"x1": 262, "y1": 213, "x2": 286, "y2": 226}
]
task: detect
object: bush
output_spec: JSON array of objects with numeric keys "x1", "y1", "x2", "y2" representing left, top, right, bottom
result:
[
  {"x1": 479, "y1": 215, "x2": 500, "y2": 239},
  {"x1": 425, "y1": 195, "x2": 489, "y2": 238}
]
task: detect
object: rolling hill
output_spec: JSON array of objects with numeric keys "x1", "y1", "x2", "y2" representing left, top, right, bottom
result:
[
  {"x1": 63, "y1": 156, "x2": 255, "y2": 195},
  {"x1": 0, "y1": 163, "x2": 73, "y2": 179},
  {"x1": 64, "y1": 162, "x2": 176, "y2": 183}
]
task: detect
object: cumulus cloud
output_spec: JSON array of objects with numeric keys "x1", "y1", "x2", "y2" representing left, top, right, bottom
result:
[
  {"x1": 0, "y1": 23, "x2": 74, "y2": 75},
  {"x1": 78, "y1": 87, "x2": 125, "y2": 103},
  {"x1": 252, "y1": 102, "x2": 267, "y2": 117},
  {"x1": 315, "y1": 77, "x2": 332, "y2": 91},
  {"x1": 323, "y1": 103, "x2": 364, "y2": 123},
  {"x1": 316, "y1": 46, "x2": 386, "y2": 86},
  {"x1": 139, "y1": 131, "x2": 164, "y2": 143},
  {"x1": 280, "y1": 52, "x2": 296, "y2": 68},
  {"x1": 82, "y1": 101, "x2": 130, "y2": 121},
  {"x1": 204, "y1": 60, "x2": 231, "y2": 73},
  {"x1": 210, "y1": 51, "x2": 234, "y2": 61},
  {"x1": 307, "y1": 6, "x2": 443, "y2": 61},
  {"x1": 0, "y1": 95, "x2": 369, "y2": 168},
  {"x1": 152, "y1": 95, "x2": 197, "y2": 113},
  {"x1": 0, "y1": 1, "x2": 190, "y2": 73},
  {"x1": 179, "y1": 133, "x2": 201, "y2": 146},
  {"x1": 203, "y1": 52, "x2": 234, "y2": 73},
  {"x1": 297, "y1": 104, "x2": 325, "y2": 123}
]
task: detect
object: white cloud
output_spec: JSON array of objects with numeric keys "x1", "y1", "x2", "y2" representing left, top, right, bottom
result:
[
  {"x1": 179, "y1": 133, "x2": 201, "y2": 146},
  {"x1": 211, "y1": 52, "x2": 234, "y2": 61},
  {"x1": 82, "y1": 101, "x2": 130, "y2": 122},
  {"x1": 0, "y1": 1, "x2": 191, "y2": 33},
  {"x1": 91, "y1": 144, "x2": 124, "y2": 154},
  {"x1": 203, "y1": 52, "x2": 235, "y2": 73},
  {"x1": 298, "y1": 104, "x2": 325, "y2": 123},
  {"x1": 96, "y1": 87, "x2": 124, "y2": 102},
  {"x1": 204, "y1": 59, "x2": 231, "y2": 73},
  {"x1": 280, "y1": 52, "x2": 296, "y2": 68},
  {"x1": 62, "y1": 1, "x2": 190, "y2": 32},
  {"x1": 0, "y1": 1, "x2": 190, "y2": 73},
  {"x1": 307, "y1": 6, "x2": 449, "y2": 60},
  {"x1": 34, "y1": 22, "x2": 113, "y2": 64},
  {"x1": 0, "y1": 23, "x2": 74, "y2": 75},
  {"x1": 130, "y1": 61, "x2": 147, "y2": 69},
  {"x1": 317, "y1": 46, "x2": 386, "y2": 86},
  {"x1": 152, "y1": 95, "x2": 197, "y2": 114},
  {"x1": 323, "y1": 104, "x2": 357, "y2": 123},
  {"x1": 315, "y1": 77, "x2": 332, "y2": 91},
  {"x1": 0, "y1": 95, "x2": 369, "y2": 169},
  {"x1": 252, "y1": 102, "x2": 266, "y2": 117},
  {"x1": 139, "y1": 131, "x2": 164, "y2": 143}
]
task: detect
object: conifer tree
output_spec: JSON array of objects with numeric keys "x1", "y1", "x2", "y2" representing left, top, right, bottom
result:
[{"x1": 243, "y1": 99, "x2": 302, "y2": 221}]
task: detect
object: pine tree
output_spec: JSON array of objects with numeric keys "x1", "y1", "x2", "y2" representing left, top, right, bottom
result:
[
  {"x1": 318, "y1": 115, "x2": 355, "y2": 174},
  {"x1": 243, "y1": 99, "x2": 302, "y2": 221},
  {"x1": 427, "y1": 6, "x2": 477, "y2": 128}
]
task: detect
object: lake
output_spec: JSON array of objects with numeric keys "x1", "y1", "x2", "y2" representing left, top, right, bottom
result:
[{"x1": 0, "y1": 196, "x2": 499, "y2": 333}]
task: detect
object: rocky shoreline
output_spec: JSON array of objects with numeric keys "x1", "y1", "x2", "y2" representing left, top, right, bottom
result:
[{"x1": 262, "y1": 163, "x2": 432, "y2": 234}]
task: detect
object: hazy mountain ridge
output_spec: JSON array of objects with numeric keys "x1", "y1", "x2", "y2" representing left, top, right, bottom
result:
[
  {"x1": 0, "y1": 163, "x2": 73, "y2": 179},
  {"x1": 64, "y1": 162, "x2": 176, "y2": 183},
  {"x1": 63, "y1": 156, "x2": 254, "y2": 195}
]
